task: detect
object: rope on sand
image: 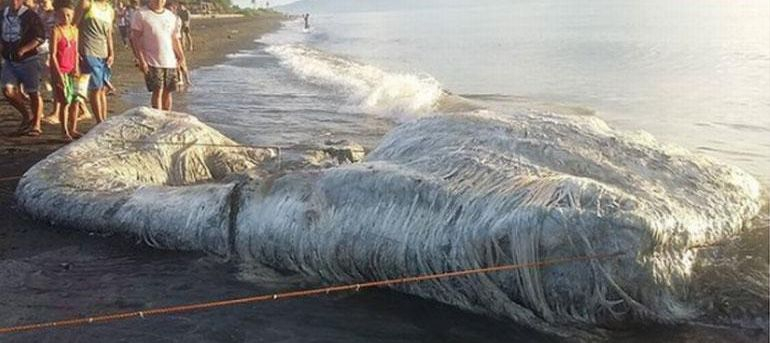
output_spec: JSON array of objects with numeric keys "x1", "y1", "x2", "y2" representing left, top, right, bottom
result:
[{"x1": 0, "y1": 252, "x2": 624, "y2": 335}]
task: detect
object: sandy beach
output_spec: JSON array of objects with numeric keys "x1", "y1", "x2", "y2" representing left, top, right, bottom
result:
[
  {"x1": 0, "y1": 12, "x2": 536, "y2": 343},
  {"x1": 0, "y1": 13, "x2": 283, "y2": 155},
  {"x1": 0, "y1": 11, "x2": 557, "y2": 343},
  {"x1": 1, "y1": 3, "x2": 767, "y2": 342},
  {"x1": 0, "y1": 14, "x2": 285, "y2": 250},
  {"x1": 0, "y1": 12, "x2": 309, "y2": 342}
]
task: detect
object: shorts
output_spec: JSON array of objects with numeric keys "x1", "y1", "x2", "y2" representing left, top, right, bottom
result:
[
  {"x1": 181, "y1": 25, "x2": 191, "y2": 34},
  {"x1": 53, "y1": 73, "x2": 78, "y2": 104},
  {"x1": 38, "y1": 52, "x2": 50, "y2": 69},
  {"x1": 81, "y1": 55, "x2": 111, "y2": 90},
  {"x1": 76, "y1": 74, "x2": 89, "y2": 98},
  {"x1": 1, "y1": 57, "x2": 41, "y2": 93},
  {"x1": 118, "y1": 26, "x2": 130, "y2": 40},
  {"x1": 144, "y1": 67, "x2": 178, "y2": 92}
]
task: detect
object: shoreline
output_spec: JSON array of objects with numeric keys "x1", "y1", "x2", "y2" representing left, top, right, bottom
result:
[
  {"x1": 0, "y1": 12, "x2": 284, "y2": 157},
  {"x1": 0, "y1": 12, "x2": 287, "y2": 338},
  {"x1": 0, "y1": 14, "x2": 284, "y2": 261},
  {"x1": 0, "y1": 11, "x2": 766, "y2": 343}
]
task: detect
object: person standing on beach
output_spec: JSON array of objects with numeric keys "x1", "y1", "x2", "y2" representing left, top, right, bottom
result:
[
  {"x1": 116, "y1": 1, "x2": 130, "y2": 47},
  {"x1": 117, "y1": 0, "x2": 138, "y2": 48},
  {"x1": 126, "y1": 0, "x2": 138, "y2": 23},
  {"x1": 177, "y1": 2, "x2": 192, "y2": 51},
  {"x1": 129, "y1": 0, "x2": 187, "y2": 110},
  {"x1": 303, "y1": 13, "x2": 309, "y2": 30},
  {"x1": 75, "y1": 0, "x2": 114, "y2": 123},
  {"x1": 50, "y1": 0, "x2": 81, "y2": 141},
  {"x1": 36, "y1": 0, "x2": 56, "y2": 53},
  {"x1": 38, "y1": 0, "x2": 63, "y2": 122},
  {"x1": 0, "y1": 0, "x2": 46, "y2": 136}
]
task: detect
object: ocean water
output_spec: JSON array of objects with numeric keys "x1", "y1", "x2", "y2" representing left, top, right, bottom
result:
[{"x1": 189, "y1": 0, "x2": 770, "y2": 186}]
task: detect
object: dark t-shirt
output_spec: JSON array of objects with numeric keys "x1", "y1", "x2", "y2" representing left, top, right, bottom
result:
[
  {"x1": 0, "y1": 6, "x2": 45, "y2": 61},
  {"x1": 178, "y1": 8, "x2": 190, "y2": 26}
]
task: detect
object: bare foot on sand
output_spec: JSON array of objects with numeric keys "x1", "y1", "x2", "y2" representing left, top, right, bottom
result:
[
  {"x1": 42, "y1": 115, "x2": 60, "y2": 125},
  {"x1": 77, "y1": 104, "x2": 92, "y2": 120}
]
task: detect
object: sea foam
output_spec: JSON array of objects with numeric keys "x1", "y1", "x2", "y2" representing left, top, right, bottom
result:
[{"x1": 266, "y1": 44, "x2": 446, "y2": 118}]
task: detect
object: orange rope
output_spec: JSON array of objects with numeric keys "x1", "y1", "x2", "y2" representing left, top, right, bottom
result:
[
  {"x1": 0, "y1": 175, "x2": 21, "y2": 182},
  {"x1": 0, "y1": 251, "x2": 623, "y2": 335}
]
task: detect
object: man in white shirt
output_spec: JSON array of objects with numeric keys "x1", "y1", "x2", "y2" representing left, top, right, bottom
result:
[{"x1": 129, "y1": 0, "x2": 186, "y2": 110}]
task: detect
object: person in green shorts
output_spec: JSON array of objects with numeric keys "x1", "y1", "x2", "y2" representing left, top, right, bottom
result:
[{"x1": 50, "y1": 0, "x2": 82, "y2": 141}]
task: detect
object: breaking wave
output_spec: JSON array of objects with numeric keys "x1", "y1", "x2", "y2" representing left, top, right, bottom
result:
[{"x1": 265, "y1": 44, "x2": 453, "y2": 118}]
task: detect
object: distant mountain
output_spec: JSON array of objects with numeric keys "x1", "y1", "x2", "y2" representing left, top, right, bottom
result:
[{"x1": 277, "y1": 0, "x2": 504, "y2": 14}]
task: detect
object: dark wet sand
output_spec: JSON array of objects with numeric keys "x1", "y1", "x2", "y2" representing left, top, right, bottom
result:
[
  {"x1": 0, "y1": 11, "x2": 766, "y2": 343},
  {"x1": 0, "y1": 11, "x2": 553, "y2": 343},
  {"x1": 0, "y1": 157, "x2": 557, "y2": 343},
  {"x1": 0, "y1": 11, "x2": 285, "y2": 257}
]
